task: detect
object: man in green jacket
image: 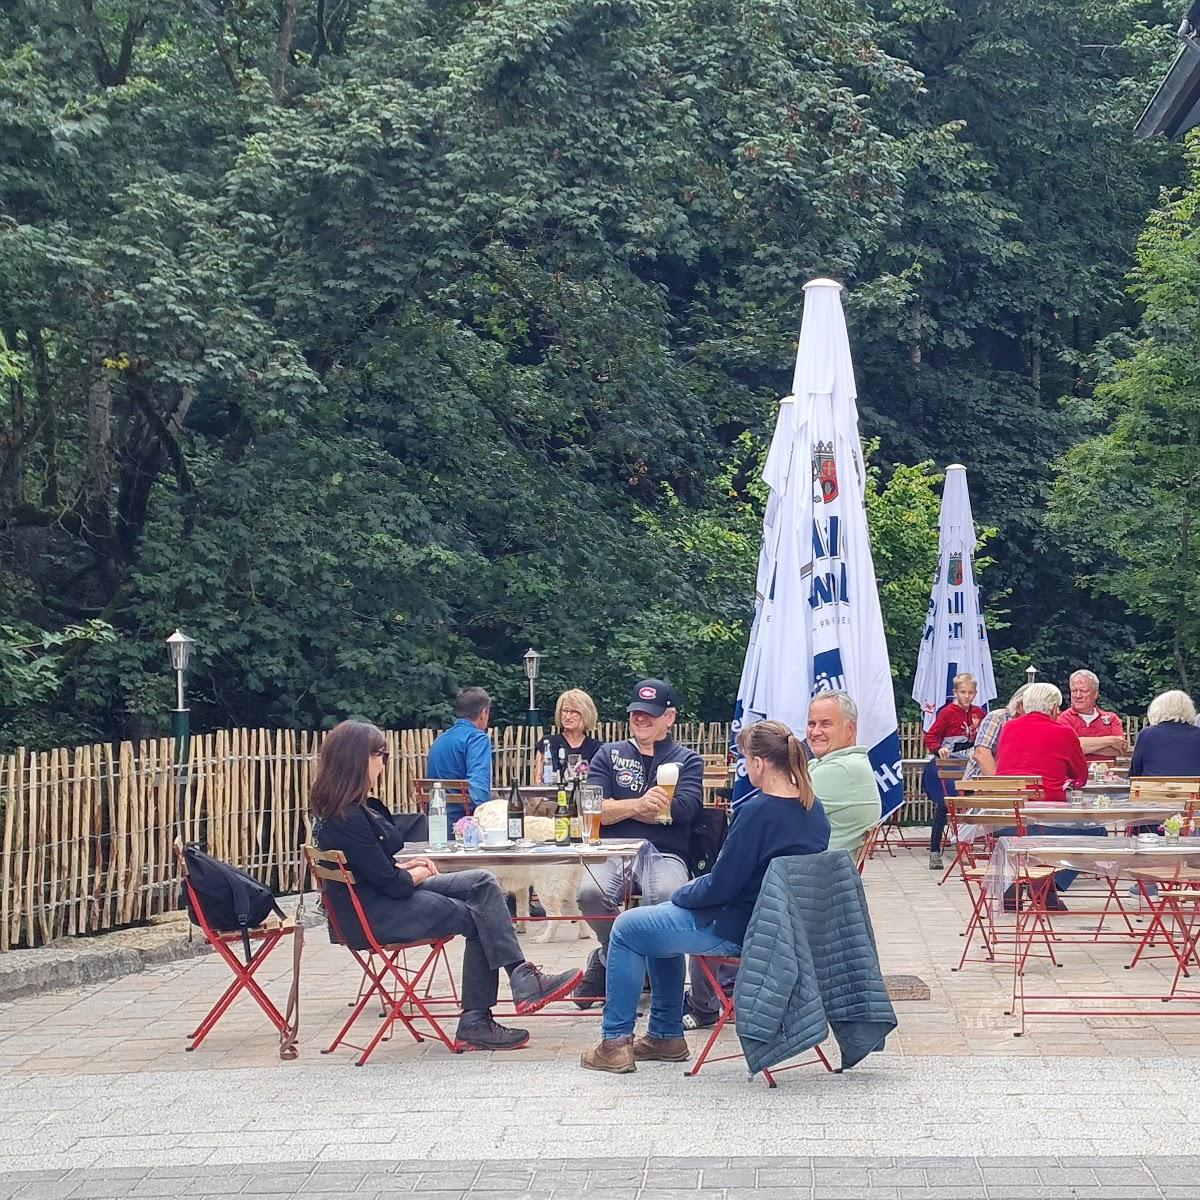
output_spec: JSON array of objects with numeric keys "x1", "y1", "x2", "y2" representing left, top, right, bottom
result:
[{"x1": 806, "y1": 692, "x2": 880, "y2": 855}]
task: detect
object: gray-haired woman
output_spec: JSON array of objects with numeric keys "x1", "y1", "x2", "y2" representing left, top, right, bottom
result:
[{"x1": 1129, "y1": 691, "x2": 1200, "y2": 777}]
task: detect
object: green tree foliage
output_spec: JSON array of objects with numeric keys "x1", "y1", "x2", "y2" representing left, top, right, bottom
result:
[
  {"x1": 1050, "y1": 139, "x2": 1200, "y2": 695},
  {"x1": 0, "y1": 0, "x2": 1184, "y2": 747},
  {"x1": 856, "y1": 0, "x2": 1181, "y2": 666}
]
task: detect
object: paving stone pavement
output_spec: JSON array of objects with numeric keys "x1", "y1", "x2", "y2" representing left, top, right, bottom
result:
[
  {"x1": 2, "y1": 1157, "x2": 1200, "y2": 1200},
  {"x1": 3, "y1": 848, "x2": 1200, "y2": 1196}
]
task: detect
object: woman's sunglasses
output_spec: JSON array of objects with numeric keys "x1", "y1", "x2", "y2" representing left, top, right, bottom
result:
[{"x1": 370, "y1": 749, "x2": 391, "y2": 766}]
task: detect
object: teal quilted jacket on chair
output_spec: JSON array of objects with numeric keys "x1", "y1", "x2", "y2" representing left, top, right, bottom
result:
[{"x1": 733, "y1": 850, "x2": 897, "y2": 1075}]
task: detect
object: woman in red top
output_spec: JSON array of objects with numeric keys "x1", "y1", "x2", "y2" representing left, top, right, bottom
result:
[{"x1": 925, "y1": 674, "x2": 986, "y2": 870}]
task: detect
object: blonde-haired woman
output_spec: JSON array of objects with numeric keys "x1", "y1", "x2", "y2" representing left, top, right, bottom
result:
[
  {"x1": 535, "y1": 688, "x2": 602, "y2": 779},
  {"x1": 581, "y1": 719, "x2": 830, "y2": 1074}
]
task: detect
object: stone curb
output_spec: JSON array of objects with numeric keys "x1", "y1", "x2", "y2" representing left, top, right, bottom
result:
[
  {"x1": 0, "y1": 929, "x2": 214, "y2": 1002},
  {"x1": 0, "y1": 894, "x2": 322, "y2": 1003}
]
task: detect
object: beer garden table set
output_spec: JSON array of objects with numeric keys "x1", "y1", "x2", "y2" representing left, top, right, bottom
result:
[
  {"x1": 403, "y1": 837, "x2": 646, "y2": 1021},
  {"x1": 979, "y1": 835, "x2": 1200, "y2": 1035}
]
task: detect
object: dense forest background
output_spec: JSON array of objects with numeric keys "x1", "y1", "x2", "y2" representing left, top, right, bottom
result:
[{"x1": 1, "y1": 0, "x2": 1197, "y2": 750}]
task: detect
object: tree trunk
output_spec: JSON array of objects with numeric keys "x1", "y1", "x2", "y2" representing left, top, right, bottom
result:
[
  {"x1": 29, "y1": 329, "x2": 58, "y2": 507},
  {"x1": 274, "y1": 0, "x2": 300, "y2": 101},
  {"x1": 84, "y1": 364, "x2": 113, "y2": 532},
  {"x1": 1, "y1": 326, "x2": 25, "y2": 505},
  {"x1": 1176, "y1": 495, "x2": 1194, "y2": 693}
]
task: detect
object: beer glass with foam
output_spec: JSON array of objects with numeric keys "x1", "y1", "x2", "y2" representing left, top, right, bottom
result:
[{"x1": 655, "y1": 763, "x2": 678, "y2": 824}]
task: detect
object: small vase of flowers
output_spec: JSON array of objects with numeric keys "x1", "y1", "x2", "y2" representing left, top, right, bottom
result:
[
  {"x1": 1163, "y1": 814, "x2": 1184, "y2": 845},
  {"x1": 454, "y1": 816, "x2": 481, "y2": 849}
]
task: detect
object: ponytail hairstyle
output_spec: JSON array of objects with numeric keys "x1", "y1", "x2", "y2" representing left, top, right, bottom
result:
[
  {"x1": 736, "y1": 719, "x2": 814, "y2": 808},
  {"x1": 310, "y1": 719, "x2": 388, "y2": 820}
]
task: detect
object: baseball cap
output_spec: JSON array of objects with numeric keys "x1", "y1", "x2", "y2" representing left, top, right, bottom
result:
[{"x1": 626, "y1": 679, "x2": 679, "y2": 717}]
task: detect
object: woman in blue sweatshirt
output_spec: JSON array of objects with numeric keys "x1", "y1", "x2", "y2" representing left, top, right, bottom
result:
[{"x1": 581, "y1": 720, "x2": 830, "y2": 1074}]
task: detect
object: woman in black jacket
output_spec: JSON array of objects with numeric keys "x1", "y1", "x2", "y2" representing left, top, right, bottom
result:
[{"x1": 312, "y1": 720, "x2": 583, "y2": 1051}]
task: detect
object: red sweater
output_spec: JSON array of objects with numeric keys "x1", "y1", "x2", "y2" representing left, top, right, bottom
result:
[
  {"x1": 995, "y1": 711, "x2": 1088, "y2": 803},
  {"x1": 924, "y1": 702, "x2": 986, "y2": 754}
]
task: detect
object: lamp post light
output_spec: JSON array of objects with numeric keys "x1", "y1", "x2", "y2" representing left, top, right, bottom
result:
[
  {"x1": 523, "y1": 647, "x2": 542, "y2": 727},
  {"x1": 1025, "y1": 664, "x2": 1038, "y2": 686},
  {"x1": 166, "y1": 629, "x2": 195, "y2": 839}
]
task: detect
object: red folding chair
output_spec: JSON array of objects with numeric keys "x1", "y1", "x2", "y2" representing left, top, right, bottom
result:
[
  {"x1": 684, "y1": 954, "x2": 833, "y2": 1087},
  {"x1": 303, "y1": 844, "x2": 461, "y2": 1065},
  {"x1": 174, "y1": 843, "x2": 302, "y2": 1059},
  {"x1": 870, "y1": 810, "x2": 900, "y2": 859},
  {"x1": 944, "y1": 792, "x2": 1061, "y2": 975},
  {"x1": 1126, "y1": 861, "x2": 1200, "y2": 976},
  {"x1": 855, "y1": 821, "x2": 887, "y2": 875}
]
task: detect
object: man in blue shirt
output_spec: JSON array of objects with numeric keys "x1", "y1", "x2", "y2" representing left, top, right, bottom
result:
[{"x1": 426, "y1": 687, "x2": 493, "y2": 824}]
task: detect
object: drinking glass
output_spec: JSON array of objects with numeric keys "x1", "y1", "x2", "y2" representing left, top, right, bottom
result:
[
  {"x1": 463, "y1": 818, "x2": 482, "y2": 850},
  {"x1": 581, "y1": 786, "x2": 604, "y2": 845}
]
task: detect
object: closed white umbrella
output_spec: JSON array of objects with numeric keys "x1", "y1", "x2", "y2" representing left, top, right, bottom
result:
[
  {"x1": 911, "y1": 464, "x2": 997, "y2": 728},
  {"x1": 733, "y1": 279, "x2": 904, "y2": 817}
]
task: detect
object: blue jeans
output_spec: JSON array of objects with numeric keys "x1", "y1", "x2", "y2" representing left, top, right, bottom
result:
[{"x1": 601, "y1": 902, "x2": 740, "y2": 1041}]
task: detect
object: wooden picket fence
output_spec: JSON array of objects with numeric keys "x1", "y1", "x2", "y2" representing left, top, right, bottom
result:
[{"x1": 0, "y1": 716, "x2": 1143, "y2": 950}]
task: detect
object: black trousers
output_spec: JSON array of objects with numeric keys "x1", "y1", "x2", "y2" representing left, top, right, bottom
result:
[
  {"x1": 418, "y1": 869, "x2": 523, "y2": 1013},
  {"x1": 924, "y1": 757, "x2": 955, "y2": 853}
]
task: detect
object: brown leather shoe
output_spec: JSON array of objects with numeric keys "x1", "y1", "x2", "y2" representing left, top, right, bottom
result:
[
  {"x1": 580, "y1": 1036, "x2": 636, "y2": 1074},
  {"x1": 632, "y1": 1034, "x2": 691, "y2": 1062}
]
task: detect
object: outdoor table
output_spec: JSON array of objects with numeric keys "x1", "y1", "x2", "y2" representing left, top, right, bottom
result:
[
  {"x1": 966, "y1": 802, "x2": 1178, "y2": 828},
  {"x1": 987, "y1": 835, "x2": 1200, "y2": 1034},
  {"x1": 403, "y1": 839, "x2": 646, "y2": 1020},
  {"x1": 984, "y1": 834, "x2": 1200, "y2": 910},
  {"x1": 416, "y1": 838, "x2": 644, "y2": 870},
  {"x1": 1078, "y1": 779, "x2": 1131, "y2": 799},
  {"x1": 984, "y1": 835, "x2": 1200, "y2": 902},
  {"x1": 411, "y1": 838, "x2": 646, "y2": 923}
]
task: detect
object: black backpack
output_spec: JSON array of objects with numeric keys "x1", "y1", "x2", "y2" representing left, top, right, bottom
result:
[
  {"x1": 181, "y1": 843, "x2": 284, "y2": 962},
  {"x1": 688, "y1": 806, "x2": 730, "y2": 877}
]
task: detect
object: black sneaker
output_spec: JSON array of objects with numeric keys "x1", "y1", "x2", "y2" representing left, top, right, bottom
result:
[
  {"x1": 510, "y1": 962, "x2": 584, "y2": 1015},
  {"x1": 454, "y1": 1013, "x2": 529, "y2": 1052},
  {"x1": 574, "y1": 948, "x2": 606, "y2": 1010},
  {"x1": 682, "y1": 992, "x2": 719, "y2": 1030}
]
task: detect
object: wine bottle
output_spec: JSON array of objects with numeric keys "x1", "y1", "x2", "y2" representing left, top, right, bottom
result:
[
  {"x1": 554, "y1": 781, "x2": 571, "y2": 846},
  {"x1": 568, "y1": 778, "x2": 582, "y2": 843},
  {"x1": 507, "y1": 780, "x2": 525, "y2": 842}
]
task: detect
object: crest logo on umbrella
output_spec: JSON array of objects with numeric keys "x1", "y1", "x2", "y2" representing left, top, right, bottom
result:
[
  {"x1": 947, "y1": 552, "x2": 963, "y2": 587},
  {"x1": 813, "y1": 441, "x2": 838, "y2": 503}
]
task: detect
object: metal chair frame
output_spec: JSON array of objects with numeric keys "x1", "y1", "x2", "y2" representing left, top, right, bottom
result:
[{"x1": 302, "y1": 844, "x2": 460, "y2": 1065}]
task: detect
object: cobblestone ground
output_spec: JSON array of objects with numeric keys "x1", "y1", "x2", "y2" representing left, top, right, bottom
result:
[
  {"x1": 2, "y1": 1157, "x2": 1200, "y2": 1200},
  {"x1": 2, "y1": 847, "x2": 1199, "y2": 1198}
]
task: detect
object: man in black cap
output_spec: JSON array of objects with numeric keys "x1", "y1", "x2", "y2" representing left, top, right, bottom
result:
[{"x1": 574, "y1": 678, "x2": 703, "y2": 1007}]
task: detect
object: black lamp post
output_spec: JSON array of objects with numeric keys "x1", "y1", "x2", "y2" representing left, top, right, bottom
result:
[
  {"x1": 166, "y1": 629, "x2": 194, "y2": 838},
  {"x1": 523, "y1": 647, "x2": 542, "y2": 727}
]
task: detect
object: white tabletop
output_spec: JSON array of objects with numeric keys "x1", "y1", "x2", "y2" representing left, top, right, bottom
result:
[{"x1": 410, "y1": 839, "x2": 646, "y2": 867}]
